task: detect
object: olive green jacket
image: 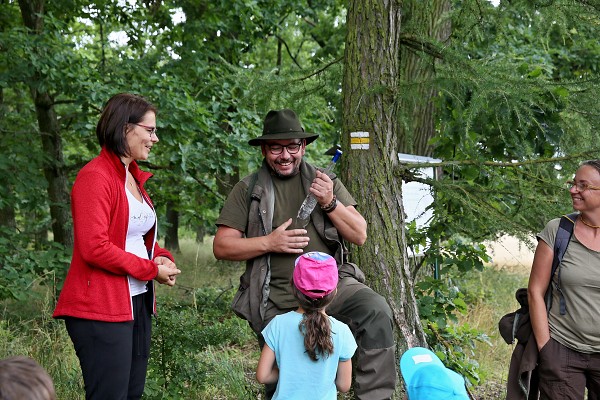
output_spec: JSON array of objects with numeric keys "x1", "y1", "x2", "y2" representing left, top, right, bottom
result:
[{"x1": 231, "y1": 159, "x2": 363, "y2": 333}]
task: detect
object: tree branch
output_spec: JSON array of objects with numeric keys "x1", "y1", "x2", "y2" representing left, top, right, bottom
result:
[
  {"x1": 397, "y1": 150, "x2": 600, "y2": 172},
  {"x1": 399, "y1": 34, "x2": 444, "y2": 60},
  {"x1": 274, "y1": 34, "x2": 302, "y2": 68},
  {"x1": 189, "y1": 174, "x2": 225, "y2": 202},
  {"x1": 294, "y1": 56, "x2": 343, "y2": 81}
]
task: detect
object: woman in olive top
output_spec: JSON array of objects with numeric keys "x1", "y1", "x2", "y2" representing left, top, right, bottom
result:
[{"x1": 529, "y1": 159, "x2": 600, "y2": 399}]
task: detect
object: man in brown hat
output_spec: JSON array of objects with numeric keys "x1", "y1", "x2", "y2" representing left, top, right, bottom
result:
[{"x1": 213, "y1": 109, "x2": 397, "y2": 399}]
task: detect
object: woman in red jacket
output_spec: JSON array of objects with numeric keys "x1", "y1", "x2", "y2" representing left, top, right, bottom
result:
[{"x1": 53, "y1": 93, "x2": 181, "y2": 399}]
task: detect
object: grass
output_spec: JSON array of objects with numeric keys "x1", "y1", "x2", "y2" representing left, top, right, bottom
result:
[
  {"x1": 0, "y1": 236, "x2": 531, "y2": 399},
  {"x1": 0, "y1": 284, "x2": 84, "y2": 398},
  {"x1": 459, "y1": 264, "x2": 530, "y2": 399}
]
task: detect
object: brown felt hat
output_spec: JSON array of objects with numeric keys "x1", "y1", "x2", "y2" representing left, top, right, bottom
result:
[{"x1": 248, "y1": 109, "x2": 319, "y2": 146}]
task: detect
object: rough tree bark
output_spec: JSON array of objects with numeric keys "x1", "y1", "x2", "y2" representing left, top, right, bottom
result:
[
  {"x1": 341, "y1": 0, "x2": 428, "y2": 363},
  {"x1": 18, "y1": 0, "x2": 73, "y2": 247},
  {"x1": 398, "y1": 0, "x2": 451, "y2": 156}
]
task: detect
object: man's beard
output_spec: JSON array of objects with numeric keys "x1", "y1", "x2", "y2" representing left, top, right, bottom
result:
[{"x1": 270, "y1": 160, "x2": 300, "y2": 179}]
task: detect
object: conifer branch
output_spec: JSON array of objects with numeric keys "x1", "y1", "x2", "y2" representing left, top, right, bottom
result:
[{"x1": 400, "y1": 150, "x2": 599, "y2": 169}]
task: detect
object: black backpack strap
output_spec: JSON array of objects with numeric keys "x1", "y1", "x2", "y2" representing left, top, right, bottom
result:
[{"x1": 546, "y1": 212, "x2": 578, "y2": 315}]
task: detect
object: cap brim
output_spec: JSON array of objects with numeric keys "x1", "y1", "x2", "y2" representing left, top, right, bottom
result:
[
  {"x1": 248, "y1": 132, "x2": 319, "y2": 146},
  {"x1": 400, "y1": 347, "x2": 469, "y2": 400},
  {"x1": 445, "y1": 369, "x2": 470, "y2": 397},
  {"x1": 400, "y1": 347, "x2": 444, "y2": 384}
]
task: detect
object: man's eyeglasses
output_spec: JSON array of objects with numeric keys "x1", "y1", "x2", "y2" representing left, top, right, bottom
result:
[
  {"x1": 133, "y1": 123, "x2": 158, "y2": 137},
  {"x1": 566, "y1": 180, "x2": 600, "y2": 192},
  {"x1": 266, "y1": 142, "x2": 303, "y2": 155}
]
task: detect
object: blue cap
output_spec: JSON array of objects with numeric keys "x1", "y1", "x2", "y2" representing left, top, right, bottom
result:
[{"x1": 400, "y1": 347, "x2": 469, "y2": 400}]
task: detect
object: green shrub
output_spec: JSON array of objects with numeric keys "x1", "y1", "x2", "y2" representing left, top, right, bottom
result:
[
  {"x1": 410, "y1": 225, "x2": 493, "y2": 386},
  {"x1": 0, "y1": 232, "x2": 69, "y2": 301},
  {"x1": 424, "y1": 321, "x2": 491, "y2": 386},
  {"x1": 145, "y1": 288, "x2": 257, "y2": 398}
]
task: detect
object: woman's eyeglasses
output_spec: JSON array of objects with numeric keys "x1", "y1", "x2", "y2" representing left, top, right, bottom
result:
[
  {"x1": 133, "y1": 123, "x2": 157, "y2": 137},
  {"x1": 566, "y1": 180, "x2": 600, "y2": 192}
]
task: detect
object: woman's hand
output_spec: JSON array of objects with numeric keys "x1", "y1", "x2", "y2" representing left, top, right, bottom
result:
[{"x1": 154, "y1": 257, "x2": 180, "y2": 286}]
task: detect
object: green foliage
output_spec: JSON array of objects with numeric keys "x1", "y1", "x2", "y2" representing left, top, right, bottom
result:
[
  {"x1": 394, "y1": 0, "x2": 600, "y2": 244},
  {"x1": 425, "y1": 322, "x2": 491, "y2": 386},
  {"x1": 412, "y1": 232, "x2": 489, "y2": 326},
  {"x1": 0, "y1": 230, "x2": 69, "y2": 301},
  {"x1": 408, "y1": 220, "x2": 492, "y2": 383},
  {"x1": 416, "y1": 277, "x2": 468, "y2": 329},
  {"x1": 409, "y1": 222, "x2": 493, "y2": 384},
  {"x1": 146, "y1": 287, "x2": 257, "y2": 398}
]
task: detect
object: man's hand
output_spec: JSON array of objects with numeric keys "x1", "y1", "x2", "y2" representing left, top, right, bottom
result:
[
  {"x1": 213, "y1": 220, "x2": 310, "y2": 261},
  {"x1": 267, "y1": 218, "x2": 309, "y2": 254},
  {"x1": 308, "y1": 171, "x2": 368, "y2": 246},
  {"x1": 310, "y1": 170, "x2": 335, "y2": 206}
]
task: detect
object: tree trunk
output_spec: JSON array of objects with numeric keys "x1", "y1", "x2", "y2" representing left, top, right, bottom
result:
[
  {"x1": 195, "y1": 225, "x2": 206, "y2": 244},
  {"x1": 0, "y1": 193, "x2": 16, "y2": 230},
  {"x1": 398, "y1": 0, "x2": 451, "y2": 156},
  {"x1": 164, "y1": 200, "x2": 180, "y2": 252},
  {"x1": 19, "y1": 0, "x2": 73, "y2": 248},
  {"x1": 32, "y1": 91, "x2": 73, "y2": 247},
  {"x1": 342, "y1": 0, "x2": 427, "y2": 359},
  {"x1": 0, "y1": 88, "x2": 17, "y2": 230}
]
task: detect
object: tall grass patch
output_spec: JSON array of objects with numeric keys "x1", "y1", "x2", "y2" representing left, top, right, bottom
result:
[
  {"x1": 167, "y1": 237, "x2": 242, "y2": 290},
  {"x1": 459, "y1": 264, "x2": 529, "y2": 397},
  {"x1": 0, "y1": 285, "x2": 84, "y2": 399},
  {"x1": 144, "y1": 287, "x2": 259, "y2": 399}
]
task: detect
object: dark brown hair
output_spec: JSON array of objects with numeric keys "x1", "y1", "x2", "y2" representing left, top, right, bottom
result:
[
  {"x1": 96, "y1": 93, "x2": 157, "y2": 158},
  {"x1": 291, "y1": 282, "x2": 336, "y2": 362},
  {"x1": 0, "y1": 356, "x2": 56, "y2": 400}
]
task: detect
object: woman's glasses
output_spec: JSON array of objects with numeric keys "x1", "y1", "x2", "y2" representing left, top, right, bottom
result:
[
  {"x1": 565, "y1": 180, "x2": 600, "y2": 192},
  {"x1": 133, "y1": 123, "x2": 157, "y2": 137}
]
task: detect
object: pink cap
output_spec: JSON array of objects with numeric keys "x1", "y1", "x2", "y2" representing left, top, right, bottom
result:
[{"x1": 293, "y1": 252, "x2": 338, "y2": 299}]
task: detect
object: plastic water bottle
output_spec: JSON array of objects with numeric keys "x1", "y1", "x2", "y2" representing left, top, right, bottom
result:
[{"x1": 295, "y1": 149, "x2": 343, "y2": 228}]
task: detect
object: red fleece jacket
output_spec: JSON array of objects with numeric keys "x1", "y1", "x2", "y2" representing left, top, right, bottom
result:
[{"x1": 53, "y1": 148, "x2": 173, "y2": 322}]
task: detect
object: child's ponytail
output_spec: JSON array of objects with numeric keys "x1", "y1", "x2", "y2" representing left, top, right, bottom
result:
[
  {"x1": 291, "y1": 251, "x2": 339, "y2": 361},
  {"x1": 293, "y1": 286, "x2": 335, "y2": 361}
]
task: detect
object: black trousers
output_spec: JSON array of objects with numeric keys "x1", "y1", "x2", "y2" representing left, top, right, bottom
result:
[{"x1": 65, "y1": 292, "x2": 152, "y2": 400}]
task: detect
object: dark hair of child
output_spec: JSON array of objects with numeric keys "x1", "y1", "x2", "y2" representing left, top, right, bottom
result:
[{"x1": 291, "y1": 281, "x2": 336, "y2": 362}]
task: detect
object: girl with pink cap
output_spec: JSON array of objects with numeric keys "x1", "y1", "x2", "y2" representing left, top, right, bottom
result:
[{"x1": 256, "y1": 251, "x2": 357, "y2": 399}]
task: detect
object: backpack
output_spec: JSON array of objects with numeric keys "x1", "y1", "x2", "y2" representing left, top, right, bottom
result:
[{"x1": 498, "y1": 212, "x2": 578, "y2": 345}]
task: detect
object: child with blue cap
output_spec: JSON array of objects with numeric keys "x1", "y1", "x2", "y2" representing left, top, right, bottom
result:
[{"x1": 400, "y1": 347, "x2": 470, "y2": 400}]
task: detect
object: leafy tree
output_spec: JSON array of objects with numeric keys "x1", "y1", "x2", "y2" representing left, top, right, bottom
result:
[
  {"x1": 341, "y1": 0, "x2": 600, "y2": 385},
  {"x1": 3, "y1": 3, "x2": 600, "y2": 389}
]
